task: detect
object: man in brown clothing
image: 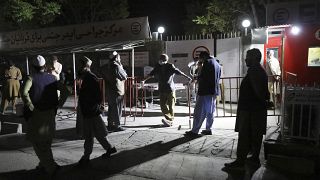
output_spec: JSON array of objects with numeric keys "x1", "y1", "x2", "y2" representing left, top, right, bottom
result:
[{"x1": 0, "y1": 60, "x2": 22, "y2": 114}]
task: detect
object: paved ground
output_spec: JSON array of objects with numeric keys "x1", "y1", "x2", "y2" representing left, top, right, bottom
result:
[{"x1": 0, "y1": 97, "x2": 281, "y2": 180}]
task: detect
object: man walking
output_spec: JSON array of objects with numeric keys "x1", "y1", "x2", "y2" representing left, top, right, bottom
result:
[
  {"x1": 144, "y1": 54, "x2": 191, "y2": 127},
  {"x1": 77, "y1": 56, "x2": 116, "y2": 166},
  {"x1": 185, "y1": 51, "x2": 221, "y2": 136},
  {"x1": 223, "y1": 48, "x2": 269, "y2": 170},
  {"x1": 22, "y1": 55, "x2": 60, "y2": 176}
]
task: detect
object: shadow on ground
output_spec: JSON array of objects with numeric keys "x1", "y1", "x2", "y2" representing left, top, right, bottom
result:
[
  {"x1": 0, "y1": 136, "x2": 200, "y2": 180},
  {"x1": 0, "y1": 128, "x2": 81, "y2": 150}
]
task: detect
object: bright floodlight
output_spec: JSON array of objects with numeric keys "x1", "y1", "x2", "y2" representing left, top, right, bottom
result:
[
  {"x1": 291, "y1": 26, "x2": 301, "y2": 35},
  {"x1": 242, "y1": 19, "x2": 251, "y2": 28},
  {"x1": 157, "y1": 26, "x2": 165, "y2": 34}
]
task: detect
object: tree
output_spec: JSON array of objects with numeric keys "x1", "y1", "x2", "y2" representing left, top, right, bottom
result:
[
  {"x1": 185, "y1": 0, "x2": 267, "y2": 34},
  {"x1": 1, "y1": 0, "x2": 61, "y2": 30},
  {"x1": 0, "y1": 0, "x2": 129, "y2": 31},
  {"x1": 56, "y1": 0, "x2": 129, "y2": 25},
  {"x1": 183, "y1": 0, "x2": 210, "y2": 34}
]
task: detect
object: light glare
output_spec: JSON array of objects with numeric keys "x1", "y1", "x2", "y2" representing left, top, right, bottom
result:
[
  {"x1": 157, "y1": 26, "x2": 165, "y2": 34},
  {"x1": 291, "y1": 26, "x2": 301, "y2": 35},
  {"x1": 242, "y1": 19, "x2": 251, "y2": 28}
]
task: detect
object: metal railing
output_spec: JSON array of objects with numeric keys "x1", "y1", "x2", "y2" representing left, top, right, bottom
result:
[{"x1": 281, "y1": 82, "x2": 320, "y2": 145}]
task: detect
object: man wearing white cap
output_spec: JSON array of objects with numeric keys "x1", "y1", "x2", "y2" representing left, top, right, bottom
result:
[
  {"x1": 100, "y1": 51, "x2": 127, "y2": 132},
  {"x1": 21, "y1": 55, "x2": 61, "y2": 176},
  {"x1": 77, "y1": 56, "x2": 116, "y2": 167}
]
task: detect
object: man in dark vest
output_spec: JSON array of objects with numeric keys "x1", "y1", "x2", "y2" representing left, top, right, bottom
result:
[{"x1": 22, "y1": 55, "x2": 60, "y2": 176}]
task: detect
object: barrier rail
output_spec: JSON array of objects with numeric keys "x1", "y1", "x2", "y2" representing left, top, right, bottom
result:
[
  {"x1": 215, "y1": 76, "x2": 281, "y2": 118},
  {"x1": 72, "y1": 75, "x2": 283, "y2": 127},
  {"x1": 281, "y1": 83, "x2": 320, "y2": 145}
]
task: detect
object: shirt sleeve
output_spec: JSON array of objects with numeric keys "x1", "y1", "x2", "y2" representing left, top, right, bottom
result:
[
  {"x1": 149, "y1": 65, "x2": 158, "y2": 76},
  {"x1": 115, "y1": 64, "x2": 128, "y2": 81},
  {"x1": 17, "y1": 68, "x2": 22, "y2": 80},
  {"x1": 172, "y1": 64, "x2": 184, "y2": 75},
  {"x1": 22, "y1": 76, "x2": 34, "y2": 111}
]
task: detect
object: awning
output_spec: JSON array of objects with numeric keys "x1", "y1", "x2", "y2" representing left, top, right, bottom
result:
[{"x1": 0, "y1": 17, "x2": 151, "y2": 55}]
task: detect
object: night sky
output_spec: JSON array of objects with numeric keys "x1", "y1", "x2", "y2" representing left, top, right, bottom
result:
[{"x1": 128, "y1": 0, "x2": 186, "y2": 36}]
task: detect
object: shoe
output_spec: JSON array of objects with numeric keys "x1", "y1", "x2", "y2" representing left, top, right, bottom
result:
[
  {"x1": 108, "y1": 126, "x2": 126, "y2": 132},
  {"x1": 162, "y1": 119, "x2": 173, "y2": 127},
  {"x1": 224, "y1": 160, "x2": 245, "y2": 168},
  {"x1": 35, "y1": 165, "x2": 46, "y2": 173},
  {"x1": 102, "y1": 147, "x2": 117, "y2": 158},
  {"x1": 76, "y1": 158, "x2": 90, "y2": 168},
  {"x1": 201, "y1": 130, "x2": 212, "y2": 135},
  {"x1": 246, "y1": 156, "x2": 260, "y2": 166},
  {"x1": 184, "y1": 131, "x2": 199, "y2": 137},
  {"x1": 51, "y1": 164, "x2": 61, "y2": 177}
]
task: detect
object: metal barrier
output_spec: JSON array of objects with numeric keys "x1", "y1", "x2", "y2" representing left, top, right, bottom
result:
[
  {"x1": 281, "y1": 83, "x2": 320, "y2": 145},
  {"x1": 123, "y1": 77, "x2": 145, "y2": 123},
  {"x1": 105, "y1": 75, "x2": 284, "y2": 127},
  {"x1": 215, "y1": 76, "x2": 282, "y2": 118}
]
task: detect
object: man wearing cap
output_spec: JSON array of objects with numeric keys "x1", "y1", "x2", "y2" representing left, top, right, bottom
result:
[
  {"x1": 144, "y1": 54, "x2": 192, "y2": 127},
  {"x1": 100, "y1": 51, "x2": 127, "y2": 132},
  {"x1": 185, "y1": 51, "x2": 221, "y2": 136},
  {"x1": 21, "y1": 55, "x2": 61, "y2": 176},
  {"x1": 0, "y1": 60, "x2": 22, "y2": 114},
  {"x1": 77, "y1": 56, "x2": 116, "y2": 167}
]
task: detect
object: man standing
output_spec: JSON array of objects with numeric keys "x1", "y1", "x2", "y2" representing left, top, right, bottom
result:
[
  {"x1": 185, "y1": 51, "x2": 221, "y2": 136},
  {"x1": 144, "y1": 54, "x2": 191, "y2": 127},
  {"x1": 100, "y1": 51, "x2": 127, "y2": 132},
  {"x1": 0, "y1": 60, "x2": 22, "y2": 114},
  {"x1": 51, "y1": 56, "x2": 62, "y2": 81},
  {"x1": 223, "y1": 48, "x2": 269, "y2": 170},
  {"x1": 266, "y1": 50, "x2": 281, "y2": 109},
  {"x1": 77, "y1": 56, "x2": 116, "y2": 166},
  {"x1": 188, "y1": 57, "x2": 200, "y2": 103},
  {"x1": 22, "y1": 55, "x2": 60, "y2": 176}
]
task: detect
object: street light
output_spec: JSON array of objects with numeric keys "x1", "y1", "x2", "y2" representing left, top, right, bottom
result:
[
  {"x1": 241, "y1": 19, "x2": 251, "y2": 36},
  {"x1": 291, "y1": 25, "x2": 301, "y2": 35},
  {"x1": 157, "y1": 26, "x2": 165, "y2": 40}
]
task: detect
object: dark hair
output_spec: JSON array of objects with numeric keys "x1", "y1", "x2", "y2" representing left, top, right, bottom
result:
[
  {"x1": 199, "y1": 51, "x2": 210, "y2": 59},
  {"x1": 247, "y1": 48, "x2": 261, "y2": 62},
  {"x1": 52, "y1": 55, "x2": 58, "y2": 61},
  {"x1": 7, "y1": 60, "x2": 14, "y2": 66}
]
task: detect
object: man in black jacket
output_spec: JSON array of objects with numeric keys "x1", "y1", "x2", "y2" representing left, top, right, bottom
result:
[
  {"x1": 223, "y1": 48, "x2": 269, "y2": 171},
  {"x1": 78, "y1": 56, "x2": 116, "y2": 167}
]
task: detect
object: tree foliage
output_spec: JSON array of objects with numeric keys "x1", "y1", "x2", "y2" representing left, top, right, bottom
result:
[
  {"x1": 186, "y1": 0, "x2": 266, "y2": 34},
  {"x1": 2, "y1": 0, "x2": 61, "y2": 29},
  {"x1": 56, "y1": 0, "x2": 129, "y2": 25},
  {"x1": 0, "y1": 0, "x2": 129, "y2": 31}
]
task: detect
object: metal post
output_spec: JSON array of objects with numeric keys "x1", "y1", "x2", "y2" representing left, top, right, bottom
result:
[
  {"x1": 72, "y1": 52, "x2": 77, "y2": 109},
  {"x1": 26, "y1": 56, "x2": 29, "y2": 75}
]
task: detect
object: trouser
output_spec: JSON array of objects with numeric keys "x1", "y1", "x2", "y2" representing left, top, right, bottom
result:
[
  {"x1": 82, "y1": 116, "x2": 112, "y2": 159},
  {"x1": 268, "y1": 81, "x2": 278, "y2": 106},
  {"x1": 0, "y1": 97, "x2": 17, "y2": 113},
  {"x1": 160, "y1": 92, "x2": 176, "y2": 121},
  {"x1": 236, "y1": 110, "x2": 266, "y2": 162},
  {"x1": 107, "y1": 94, "x2": 124, "y2": 128},
  {"x1": 191, "y1": 95, "x2": 216, "y2": 133},
  {"x1": 32, "y1": 140, "x2": 57, "y2": 174}
]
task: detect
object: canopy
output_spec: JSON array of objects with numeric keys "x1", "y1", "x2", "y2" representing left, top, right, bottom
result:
[{"x1": 0, "y1": 17, "x2": 151, "y2": 55}]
